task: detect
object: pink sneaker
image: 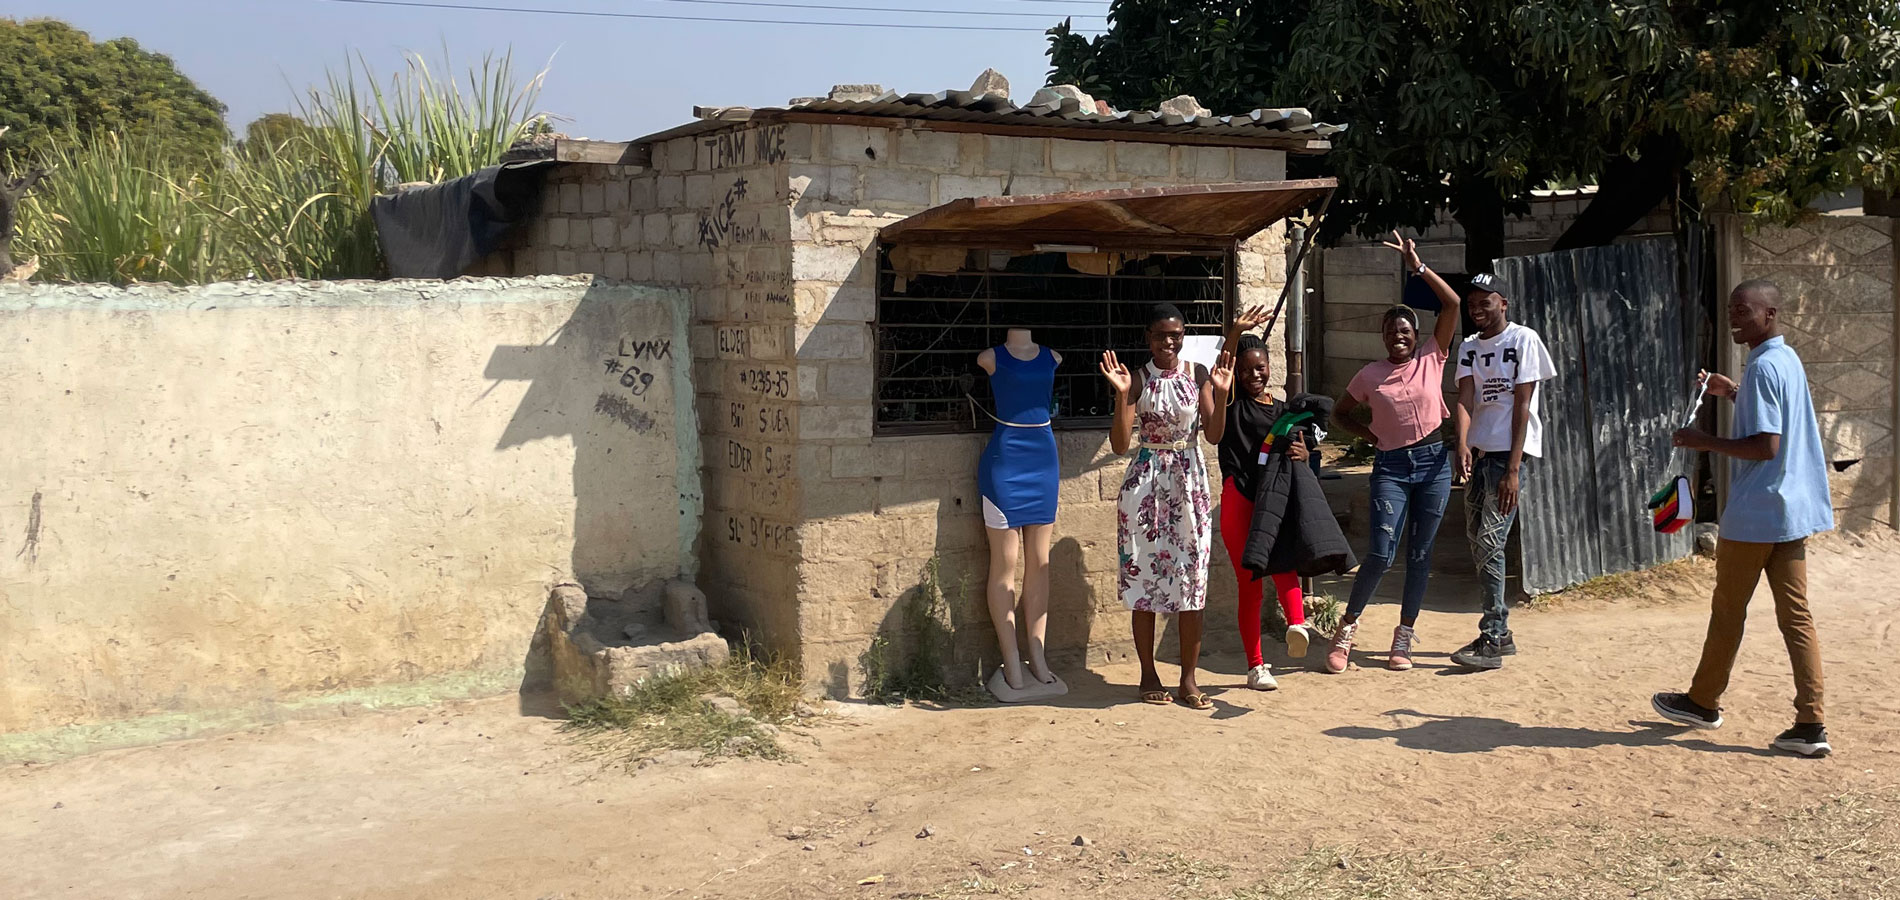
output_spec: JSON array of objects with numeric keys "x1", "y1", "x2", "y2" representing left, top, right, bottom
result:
[
  {"x1": 1324, "y1": 621, "x2": 1357, "y2": 674},
  {"x1": 1389, "y1": 625, "x2": 1416, "y2": 671}
]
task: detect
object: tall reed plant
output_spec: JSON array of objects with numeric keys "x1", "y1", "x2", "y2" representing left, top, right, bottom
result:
[{"x1": 15, "y1": 48, "x2": 549, "y2": 285}]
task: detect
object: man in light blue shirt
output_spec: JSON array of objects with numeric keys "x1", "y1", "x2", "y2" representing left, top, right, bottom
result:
[{"x1": 1651, "y1": 280, "x2": 1834, "y2": 757}]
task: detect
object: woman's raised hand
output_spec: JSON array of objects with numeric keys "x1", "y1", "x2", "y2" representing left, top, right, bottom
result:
[
  {"x1": 1381, "y1": 229, "x2": 1422, "y2": 272},
  {"x1": 1100, "y1": 350, "x2": 1132, "y2": 395}
]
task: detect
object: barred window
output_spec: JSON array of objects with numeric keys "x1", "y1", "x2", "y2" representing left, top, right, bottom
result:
[{"x1": 875, "y1": 243, "x2": 1233, "y2": 434}]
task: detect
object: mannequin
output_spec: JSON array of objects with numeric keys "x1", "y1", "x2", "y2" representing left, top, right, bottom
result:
[{"x1": 976, "y1": 328, "x2": 1068, "y2": 702}]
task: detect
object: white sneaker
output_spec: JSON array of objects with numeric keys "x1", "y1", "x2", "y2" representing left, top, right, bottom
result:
[
  {"x1": 1246, "y1": 664, "x2": 1279, "y2": 691},
  {"x1": 1285, "y1": 624, "x2": 1313, "y2": 659}
]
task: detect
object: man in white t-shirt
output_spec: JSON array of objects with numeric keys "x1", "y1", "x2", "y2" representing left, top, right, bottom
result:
[{"x1": 1450, "y1": 272, "x2": 1557, "y2": 670}]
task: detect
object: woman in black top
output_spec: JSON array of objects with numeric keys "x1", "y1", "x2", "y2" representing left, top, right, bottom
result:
[{"x1": 1217, "y1": 326, "x2": 1313, "y2": 692}]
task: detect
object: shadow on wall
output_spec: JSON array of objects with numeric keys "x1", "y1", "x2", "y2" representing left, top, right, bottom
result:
[
  {"x1": 480, "y1": 280, "x2": 698, "y2": 709},
  {"x1": 849, "y1": 531, "x2": 1108, "y2": 704}
]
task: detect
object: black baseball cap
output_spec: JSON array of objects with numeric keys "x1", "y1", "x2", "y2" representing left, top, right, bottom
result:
[{"x1": 1466, "y1": 272, "x2": 1506, "y2": 298}]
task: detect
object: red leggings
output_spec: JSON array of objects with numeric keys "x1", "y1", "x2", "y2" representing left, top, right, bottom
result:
[{"x1": 1220, "y1": 478, "x2": 1306, "y2": 668}]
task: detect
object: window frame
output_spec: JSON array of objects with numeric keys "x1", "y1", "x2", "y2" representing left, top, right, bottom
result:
[{"x1": 872, "y1": 237, "x2": 1239, "y2": 437}]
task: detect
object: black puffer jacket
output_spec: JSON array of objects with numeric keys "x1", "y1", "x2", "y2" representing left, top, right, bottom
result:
[{"x1": 1239, "y1": 393, "x2": 1358, "y2": 578}]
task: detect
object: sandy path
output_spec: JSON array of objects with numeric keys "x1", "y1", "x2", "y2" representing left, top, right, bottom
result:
[{"x1": 7, "y1": 534, "x2": 1899, "y2": 899}]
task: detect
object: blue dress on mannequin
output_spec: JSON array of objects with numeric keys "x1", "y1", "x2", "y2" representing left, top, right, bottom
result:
[{"x1": 977, "y1": 345, "x2": 1060, "y2": 530}]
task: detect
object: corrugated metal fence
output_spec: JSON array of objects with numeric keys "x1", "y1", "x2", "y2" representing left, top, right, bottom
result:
[{"x1": 1495, "y1": 238, "x2": 1699, "y2": 593}]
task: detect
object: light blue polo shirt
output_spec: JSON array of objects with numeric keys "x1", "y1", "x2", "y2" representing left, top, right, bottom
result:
[{"x1": 1721, "y1": 336, "x2": 1835, "y2": 543}]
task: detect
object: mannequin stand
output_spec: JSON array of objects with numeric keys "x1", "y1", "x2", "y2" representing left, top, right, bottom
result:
[{"x1": 988, "y1": 667, "x2": 1068, "y2": 703}]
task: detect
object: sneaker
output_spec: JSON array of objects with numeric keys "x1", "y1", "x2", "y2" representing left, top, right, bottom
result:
[
  {"x1": 1771, "y1": 723, "x2": 1832, "y2": 758},
  {"x1": 1498, "y1": 632, "x2": 1518, "y2": 656},
  {"x1": 1450, "y1": 635, "x2": 1506, "y2": 670},
  {"x1": 1285, "y1": 624, "x2": 1313, "y2": 659},
  {"x1": 1324, "y1": 621, "x2": 1357, "y2": 674},
  {"x1": 1246, "y1": 664, "x2": 1279, "y2": 691},
  {"x1": 1389, "y1": 625, "x2": 1416, "y2": 671},
  {"x1": 1650, "y1": 692, "x2": 1723, "y2": 730}
]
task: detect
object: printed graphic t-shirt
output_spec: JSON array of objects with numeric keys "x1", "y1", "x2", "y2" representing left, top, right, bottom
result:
[{"x1": 1456, "y1": 323, "x2": 1557, "y2": 457}]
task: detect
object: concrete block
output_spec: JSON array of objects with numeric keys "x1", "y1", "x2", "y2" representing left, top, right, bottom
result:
[
  {"x1": 672, "y1": 213, "x2": 699, "y2": 250},
  {"x1": 681, "y1": 252, "x2": 714, "y2": 286},
  {"x1": 603, "y1": 252, "x2": 630, "y2": 280},
  {"x1": 831, "y1": 442, "x2": 907, "y2": 479},
  {"x1": 667, "y1": 138, "x2": 697, "y2": 172},
  {"x1": 1180, "y1": 146, "x2": 1233, "y2": 181},
  {"x1": 605, "y1": 180, "x2": 629, "y2": 212},
  {"x1": 865, "y1": 168, "x2": 934, "y2": 207},
  {"x1": 826, "y1": 363, "x2": 875, "y2": 400},
  {"x1": 822, "y1": 283, "x2": 876, "y2": 322},
  {"x1": 1326, "y1": 272, "x2": 1402, "y2": 306},
  {"x1": 1234, "y1": 149, "x2": 1287, "y2": 182},
  {"x1": 938, "y1": 174, "x2": 1003, "y2": 202},
  {"x1": 1112, "y1": 142, "x2": 1172, "y2": 177},
  {"x1": 827, "y1": 124, "x2": 888, "y2": 163},
  {"x1": 654, "y1": 251, "x2": 683, "y2": 283},
  {"x1": 877, "y1": 478, "x2": 948, "y2": 518},
  {"x1": 799, "y1": 403, "x2": 874, "y2": 439},
  {"x1": 796, "y1": 323, "x2": 869, "y2": 360},
  {"x1": 896, "y1": 130, "x2": 961, "y2": 169},
  {"x1": 1050, "y1": 139, "x2": 1109, "y2": 174},
  {"x1": 793, "y1": 243, "x2": 868, "y2": 282},
  {"x1": 986, "y1": 136, "x2": 1048, "y2": 174},
  {"x1": 554, "y1": 250, "x2": 578, "y2": 273},
  {"x1": 1004, "y1": 175, "x2": 1073, "y2": 197},
  {"x1": 591, "y1": 217, "x2": 617, "y2": 249},
  {"x1": 558, "y1": 182, "x2": 582, "y2": 213},
  {"x1": 627, "y1": 252, "x2": 654, "y2": 281},
  {"x1": 657, "y1": 175, "x2": 685, "y2": 209},
  {"x1": 685, "y1": 174, "x2": 716, "y2": 208},
  {"x1": 643, "y1": 213, "x2": 672, "y2": 248},
  {"x1": 797, "y1": 364, "x2": 821, "y2": 401},
  {"x1": 803, "y1": 479, "x2": 878, "y2": 519},
  {"x1": 582, "y1": 182, "x2": 605, "y2": 214},
  {"x1": 546, "y1": 217, "x2": 571, "y2": 249}
]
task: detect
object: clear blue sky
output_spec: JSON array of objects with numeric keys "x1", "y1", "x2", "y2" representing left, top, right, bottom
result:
[{"x1": 8, "y1": 0, "x2": 1104, "y2": 140}]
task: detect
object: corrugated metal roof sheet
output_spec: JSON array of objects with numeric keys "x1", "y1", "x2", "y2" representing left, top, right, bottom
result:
[{"x1": 628, "y1": 89, "x2": 1343, "y2": 150}]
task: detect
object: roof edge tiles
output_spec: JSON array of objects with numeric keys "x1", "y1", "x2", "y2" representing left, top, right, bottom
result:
[{"x1": 619, "y1": 89, "x2": 1342, "y2": 155}]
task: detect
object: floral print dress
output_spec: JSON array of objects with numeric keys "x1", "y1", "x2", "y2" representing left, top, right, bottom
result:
[{"x1": 1117, "y1": 360, "x2": 1214, "y2": 614}]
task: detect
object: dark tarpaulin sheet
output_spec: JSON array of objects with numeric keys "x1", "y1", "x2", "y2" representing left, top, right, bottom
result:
[
  {"x1": 370, "y1": 160, "x2": 554, "y2": 278},
  {"x1": 1494, "y1": 238, "x2": 1697, "y2": 594}
]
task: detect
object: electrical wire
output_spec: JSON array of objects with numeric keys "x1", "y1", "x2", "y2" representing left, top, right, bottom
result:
[
  {"x1": 316, "y1": 0, "x2": 1104, "y2": 32},
  {"x1": 647, "y1": 0, "x2": 1106, "y2": 17}
]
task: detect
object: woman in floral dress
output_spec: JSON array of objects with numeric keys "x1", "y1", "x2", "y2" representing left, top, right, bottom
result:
[{"x1": 1100, "y1": 303, "x2": 1233, "y2": 709}]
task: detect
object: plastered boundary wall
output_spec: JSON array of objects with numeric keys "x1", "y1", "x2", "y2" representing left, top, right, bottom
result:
[{"x1": 0, "y1": 276, "x2": 697, "y2": 754}]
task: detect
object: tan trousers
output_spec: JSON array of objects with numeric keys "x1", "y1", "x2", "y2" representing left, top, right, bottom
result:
[{"x1": 1688, "y1": 538, "x2": 1825, "y2": 723}]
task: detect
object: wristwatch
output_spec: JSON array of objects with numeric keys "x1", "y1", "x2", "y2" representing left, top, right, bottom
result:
[{"x1": 1414, "y1": 263, "x2": 1428, "y2": 276}]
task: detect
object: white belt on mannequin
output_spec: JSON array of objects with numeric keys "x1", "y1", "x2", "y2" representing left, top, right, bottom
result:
[{"x1": 966, "y1": 393, "x2": 1050, "y2": 428}]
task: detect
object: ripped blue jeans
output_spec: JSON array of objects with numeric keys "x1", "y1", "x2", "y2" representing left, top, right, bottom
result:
[{"x1": 1345, "y1": 441, "x2": 1453, "y2": 625}]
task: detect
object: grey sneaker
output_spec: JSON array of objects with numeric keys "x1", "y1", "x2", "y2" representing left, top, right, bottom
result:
[{"x1": 1771, "y1": 724, "x2": 1831, "y2": 758}]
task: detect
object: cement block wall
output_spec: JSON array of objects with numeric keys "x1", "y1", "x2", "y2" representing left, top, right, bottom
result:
[
  {"x1": 1734, "y1": 217, "x2": 1899, "y2": 530},
  {"x1": 499, "y1": 121, "x2": 1294, "y2": 695},
  {"x1": 1314, "y1": 197, "x2": 1675, "y2": 396},
  {"x1": 0, "y1": 277, "x2": 697, "y2": 740}
]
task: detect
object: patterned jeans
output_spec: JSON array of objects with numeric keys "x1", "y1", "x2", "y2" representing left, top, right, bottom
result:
[{"x1": 1465, "y1": 453, "x2": 1525, "y2": 640}]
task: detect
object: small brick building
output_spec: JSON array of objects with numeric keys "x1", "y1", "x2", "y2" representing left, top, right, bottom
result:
[{"x1": 475, "y1": 83, "x2": 1338, "y2": 694}]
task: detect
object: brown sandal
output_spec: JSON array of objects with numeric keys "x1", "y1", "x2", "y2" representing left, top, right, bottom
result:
[
  {"x1": 1140, "y1": 689, "x2": 1171, "y2": 705},
  {"x1": 1178, "y1": 692, "x2": 1213, "y2": 710}
]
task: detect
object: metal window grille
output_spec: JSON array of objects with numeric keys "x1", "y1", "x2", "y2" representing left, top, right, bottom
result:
[{"x1": 875, "y1": 244, "x2": 1232, "y2": 434}]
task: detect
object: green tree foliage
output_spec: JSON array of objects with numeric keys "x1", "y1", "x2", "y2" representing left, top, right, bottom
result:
[
  {"x1": 240, "y1": 113, "x2": 313, "y2": 155},
  {"x1": 0, "y1": 18, "x2": 228, "y2": 161},
  {"x1": 1050, "y1": 1, "x2": 1900, "y2": 270}
]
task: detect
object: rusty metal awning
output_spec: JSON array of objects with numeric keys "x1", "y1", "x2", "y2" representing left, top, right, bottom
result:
[{"x1": 879, "y1": 178, "x2": 1335, "y2": 248}]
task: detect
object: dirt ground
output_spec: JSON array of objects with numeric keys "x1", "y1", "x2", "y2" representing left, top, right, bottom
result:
[{"x1": 8, "y1": 533, "x2": 1900, "y2": 900}]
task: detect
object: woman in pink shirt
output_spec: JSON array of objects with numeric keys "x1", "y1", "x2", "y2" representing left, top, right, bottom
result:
[{"x1": 1323, "y1": 234, "x2": 1463, "y2": 673}]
